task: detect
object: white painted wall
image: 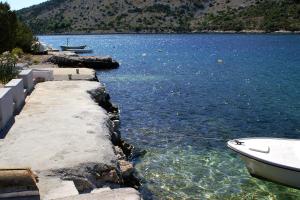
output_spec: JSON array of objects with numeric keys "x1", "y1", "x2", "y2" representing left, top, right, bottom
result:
[
  {"x1": 0, "y1": 88, "x2": 14, "y2": 130},
  {"x1": 18, "y1": 69, "x2": 34, "y2": 94},
  {"x1": 5, "y1": 79, "x2": 26, "y2": 114}
]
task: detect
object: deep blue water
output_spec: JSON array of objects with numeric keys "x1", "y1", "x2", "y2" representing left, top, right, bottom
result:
[{"x1": 40, "y1": 34, "x2": 300, "y2": 199}]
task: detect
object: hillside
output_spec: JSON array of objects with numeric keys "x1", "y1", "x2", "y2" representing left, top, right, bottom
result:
[{"x1": 17, "y1": 0, "x2": 300, "y2": 34}]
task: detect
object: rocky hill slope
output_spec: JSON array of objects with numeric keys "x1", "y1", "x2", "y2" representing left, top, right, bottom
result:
[{"x1": 17, "y1": 0, "x2": 300, "y2": 34}]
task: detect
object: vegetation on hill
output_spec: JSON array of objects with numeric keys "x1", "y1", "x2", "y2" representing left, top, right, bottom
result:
[
  {"x1": 0, "y1": 2, "x2": 34, "y2": 53},
  {"x1": 196, "y1": 0, "x2": 300, "y2": 32},
  {"x1": 17, "y1": 0, "x2": 300, "y2": 34}
]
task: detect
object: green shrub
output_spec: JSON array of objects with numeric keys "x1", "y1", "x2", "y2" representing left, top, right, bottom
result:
[
  {"x1": 0, "y1": 52, "x2": 19, "y2": 84},
  {"x1": 11, "y1": 47, "x2": 24, "y2": 58},
  {"x1": 33, "y1": 59, "x2": 40, "y2": 65},
  {"x1": 145, "y1": 4, "x2": 171, "y2": 14}
]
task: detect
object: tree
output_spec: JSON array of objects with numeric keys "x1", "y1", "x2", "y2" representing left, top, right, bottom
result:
[
  {"x1": 0, "y1": 3, "x2": 17, "y2": 53},
  {"x1": 0, "y1": 2, "x2": 34, "y2": 53},
  {"x1": 16, "y1": 21, "x2": 34, "y2": 52}
]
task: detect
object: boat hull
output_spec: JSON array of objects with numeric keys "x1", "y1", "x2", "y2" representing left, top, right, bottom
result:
[
  {"x1": 240, "y1": 154, "x2": 300, "y2": 189},
  {"x1": 227, "y1": 137, "x2": 300, "y2": 189},
  {"x1": 60, "y1": 45, "x2": 86, "y2": 50}
]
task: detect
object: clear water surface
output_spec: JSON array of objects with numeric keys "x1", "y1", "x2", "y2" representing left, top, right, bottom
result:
[{"x1": 39, "y1": 34, "x2": 300, "y2": 200}]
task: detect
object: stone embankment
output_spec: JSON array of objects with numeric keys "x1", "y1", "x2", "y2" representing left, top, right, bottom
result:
[
  {"x1": 0, "y1": 64, "x2": 142, "y2": 199},
  {"x1": 47, "y1": 53, "x2": 119, "y2": 69}
]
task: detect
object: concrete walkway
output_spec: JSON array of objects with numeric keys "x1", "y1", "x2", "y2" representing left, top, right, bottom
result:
[
  {"x1": 0, "y1": 81, "x2": 119, "y2": 199},
  {"x1": 30, "y1": 64, "x2": 95, "y2": 81}
]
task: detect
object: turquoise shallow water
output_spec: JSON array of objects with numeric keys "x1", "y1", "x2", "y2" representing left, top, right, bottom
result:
[{"x1": 40, "y1": 34, "x2": 300, "y2": 199}]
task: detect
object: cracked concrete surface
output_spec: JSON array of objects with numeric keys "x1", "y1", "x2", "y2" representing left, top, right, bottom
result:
[{"x1": 0, "y1": 81, "x2": 121, "y2": 199}]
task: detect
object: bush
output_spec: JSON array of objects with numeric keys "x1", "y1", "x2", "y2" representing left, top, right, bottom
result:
[
  {"x1": 145, "y1": 4, "x2": 171, "y2": 14},
  {"x1": 0, "y1": 52, "x2": 19, "y2": 84},
  {"x1": 11, "y1": 47, "x2": 24, "y2": 58}
]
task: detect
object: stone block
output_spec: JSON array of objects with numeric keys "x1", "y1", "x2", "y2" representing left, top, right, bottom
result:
[
  {"x1": 0, "y1": 88, "x2": 14, "y2": 133},
  {"x1": 33, "y1": 69, "x2": 54, "y2": 82},
  {"x1": 5, "y1": 79, "x2": 25, "y2": 114},
  {"x1": 18, "y1": 69, "x2": 34, "y2": 94}
]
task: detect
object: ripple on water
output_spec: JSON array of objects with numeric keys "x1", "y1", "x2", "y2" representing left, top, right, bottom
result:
[
  {"x1": 136, "y1": 146, "x2": 300, "y2": 199},
  {"x1": 39, "y1": 34, "x2": 300, "y2": 200}
]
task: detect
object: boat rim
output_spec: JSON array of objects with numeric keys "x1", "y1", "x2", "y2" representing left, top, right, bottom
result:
[{"x1": 227, "y1": 138, "x2": 300, "y2": 173}]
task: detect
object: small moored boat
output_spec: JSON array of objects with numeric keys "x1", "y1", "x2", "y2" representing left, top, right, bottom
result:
[
  {"x1": 227, "y1": 138, "x2": 300, "y2": 189},
  {"x1": 60, "y1": 45, "x2": 87, "y2": 51}
]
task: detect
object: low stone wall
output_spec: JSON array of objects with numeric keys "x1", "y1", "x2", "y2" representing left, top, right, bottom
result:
[
  {"x1": 0, "y1": 88, "x2": 14, "y2": 138},
  {"x1": 0, "y1": 69, "x2": 54, "y2": 138},
  {"x1": 32, "y1": 69, "x2": 54, "y2": 83},
  {"x1": 18, "y1": 69, "x2": 34, "y2": 95},
  {"x1": 5, "y1": 79, "x2": 25, "y2": 114}
]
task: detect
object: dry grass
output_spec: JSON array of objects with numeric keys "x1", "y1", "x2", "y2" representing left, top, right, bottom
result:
[{"x1": 18, "y1": 54, "x2": 53, "y2": 65}]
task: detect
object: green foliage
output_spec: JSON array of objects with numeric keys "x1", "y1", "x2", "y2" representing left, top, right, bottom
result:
[
  {"x1": 0, "y1": 3, "x2": 17, "y2": 53},
  {"x1": 145, "y1": 4, "x2": 171, "y2": 14},
  {"x1": 0, "y1": 52, "x2": 19, "y2": 84},
  {"x1": 0, "y1": 2, "x2": 34, "y2": 53},
  {"x1": 11, "y1": 47, "x2": 24, "y2": 58},
  {"x1": 16, "y1": 0, "x2": 300, "y2": 33},
  {"x1": 16, "y1": 21, "x2": 34, "y2": 52},
  {"x1": 198, "y1": 0, "x2": 300, "y2": 32}
]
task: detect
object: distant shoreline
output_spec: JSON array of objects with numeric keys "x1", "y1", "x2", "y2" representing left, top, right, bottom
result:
[{"x1": 37, "y1": 30, "x2": 300, "y2": 36}]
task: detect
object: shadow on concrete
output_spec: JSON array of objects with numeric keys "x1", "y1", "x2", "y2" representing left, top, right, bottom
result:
[{"x1": 0, "y1": 117, "x2": 15, "y2": 139}]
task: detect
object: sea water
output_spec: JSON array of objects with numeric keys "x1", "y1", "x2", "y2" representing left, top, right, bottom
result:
[{"x1": 40, "y1": 34, "x2": 300, "y2": 199}]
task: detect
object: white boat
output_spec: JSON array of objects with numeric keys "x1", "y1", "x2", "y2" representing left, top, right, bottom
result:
[
  {"x1": 60, "y1": 45, "x2": 87, "y2": 51},
  {"x1": 227, "y1": 138, "x2": 300, "y2": 189}
]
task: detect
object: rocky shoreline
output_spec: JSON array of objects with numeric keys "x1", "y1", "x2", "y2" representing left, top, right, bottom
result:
[{"x1": 87, "y1": 81, "x2": 142, "y2": 190}]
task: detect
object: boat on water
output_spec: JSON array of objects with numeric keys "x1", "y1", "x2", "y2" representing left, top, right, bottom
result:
[
  {"x1": 227, "y1": 138, "x2": 300, "y2": 189},
  {"x1": 60, "y1": 45, "x2": 87, "y2": 51}
]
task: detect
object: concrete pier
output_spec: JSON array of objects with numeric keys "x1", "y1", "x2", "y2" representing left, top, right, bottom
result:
[{"x1": 0, "y1": 81, "x2": 141, "y2": 199}]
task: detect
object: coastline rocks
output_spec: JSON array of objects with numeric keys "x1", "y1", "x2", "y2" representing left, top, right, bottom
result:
[
  {"x1": 47, "y1": 54, "x2": 119, "y2": 69},
  {"x1": 88, "y1": 86, "x2": 142, "y2": 190},
  {"x1": 49, "y1": 163, "x2": 121, "y2": 193},
  {"x1": 114, "y1": 146, "x2": 126, "y2": 160},
  {"x1": 87, "y1": 87, "x2": 119, "y2": 113},
  {"x1": 119, "y1": 160, "x2": 134, "y2": 178},
  {"x1": 118, "y1": 160, "x2": 140, "y2": 188}
]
